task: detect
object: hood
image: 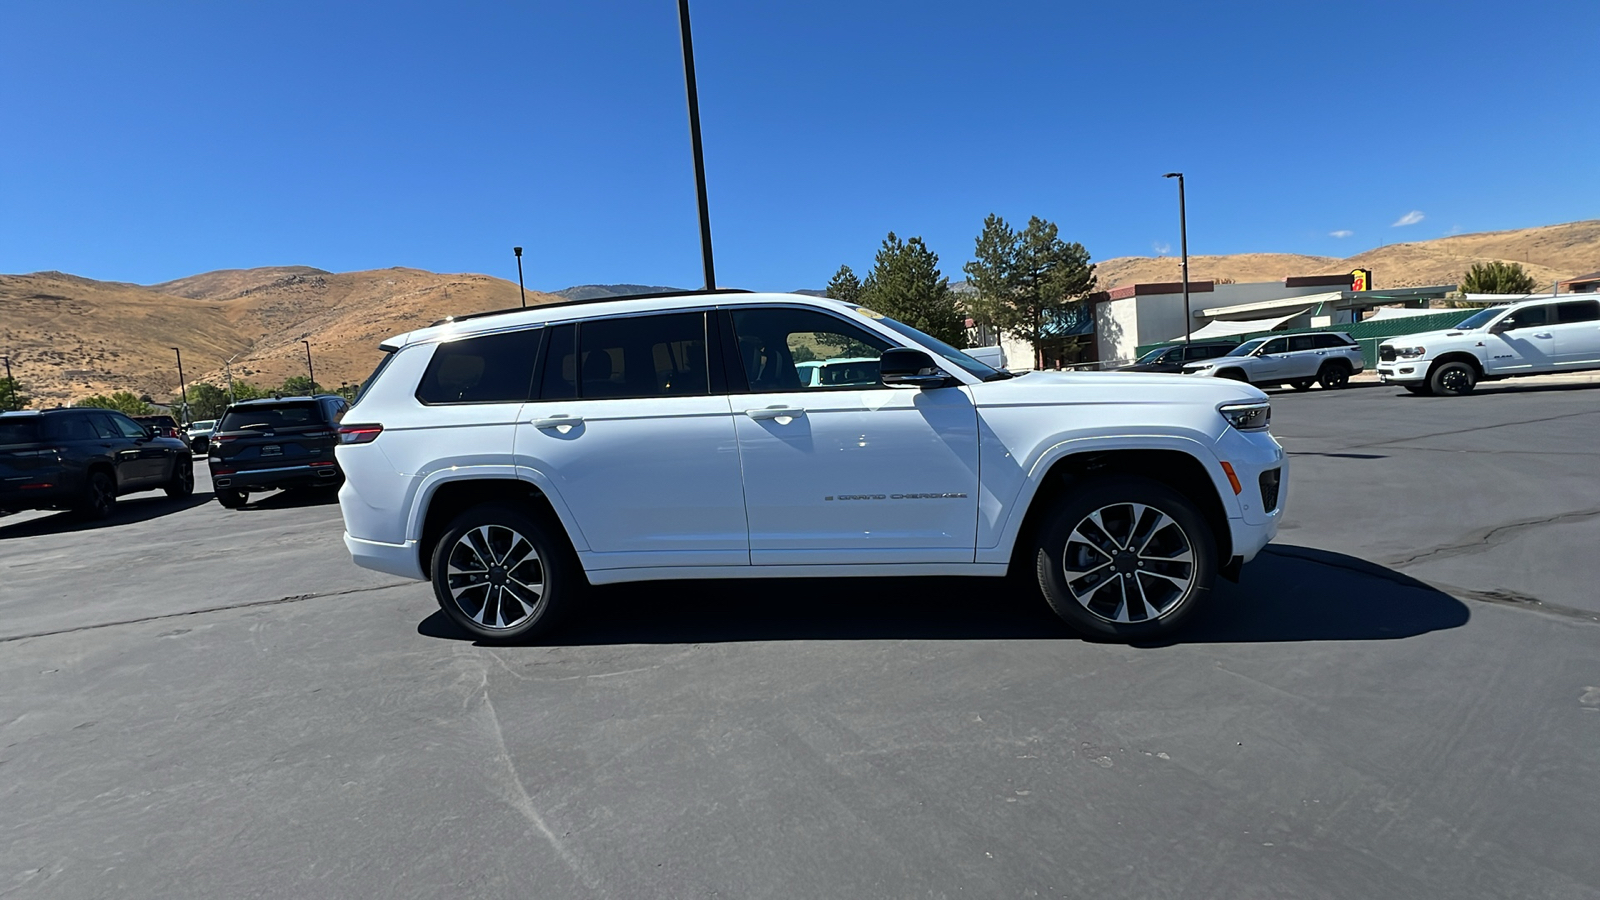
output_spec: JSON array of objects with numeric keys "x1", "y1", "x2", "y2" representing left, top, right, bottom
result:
[
  {"x1": 969, "y1": 369, "x2": 1267, "y2": 407},
  {"x1": 1378, "y1": 327, "x2": 1475, "y2": 348}
]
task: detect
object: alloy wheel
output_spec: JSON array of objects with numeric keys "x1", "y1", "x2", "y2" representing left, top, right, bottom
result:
[
  {"x1": 1440, "y1": 366, "x2": 1470, "y2": 392},
  {"x1": 445, "y1": 524, "x2": 546, "y2": 630},
  {"x1": 1060, "y1": 502, "x2": 1195, "y2": 623}
]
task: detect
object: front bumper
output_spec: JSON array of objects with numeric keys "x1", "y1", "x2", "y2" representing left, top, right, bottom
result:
[
  {"x1": 212, "y1": 462, "x2": 342, "y2": 492},
  {"x1": 1376, "y1": 359, "x2": 1428, "y2": 383},
  {"x1": 1214, "y1": 427, "x2": 1287, "y2": 564}
]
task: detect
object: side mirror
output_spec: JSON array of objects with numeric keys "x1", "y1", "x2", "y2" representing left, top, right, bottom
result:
[
  {"x1": 879, "y1": 348, "x2": 947, "y2": 388},
  {"x1": 1490, "y1": 319, "x2": 1512, "y2": 333}
]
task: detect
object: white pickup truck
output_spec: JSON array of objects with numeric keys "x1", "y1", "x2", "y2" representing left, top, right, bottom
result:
[
  {"x1": 335, "y1": 291, "x2": 1286, "y2": 642},
  {"x1": 1378, "y1": 296, "x2": 1600, "y2": 395}
]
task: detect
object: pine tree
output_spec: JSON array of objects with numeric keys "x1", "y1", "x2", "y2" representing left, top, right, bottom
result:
[
  {"x1": 0, "y1": 376, "x2": 30, "y2": 411},
  {"x1": 858, "y1": 232, "x2": 967, "y2": 348},
  {"x1": 963, "y1": 214, "x2": 1096, "y2": 368},
  {"x1": 826, "y1": 265, "x2": 862, "y2": 304}
]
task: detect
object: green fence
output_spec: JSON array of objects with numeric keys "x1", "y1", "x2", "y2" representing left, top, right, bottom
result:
[{"x1": 1135, "y1": 309, "x2": 1480, "y2": 369}]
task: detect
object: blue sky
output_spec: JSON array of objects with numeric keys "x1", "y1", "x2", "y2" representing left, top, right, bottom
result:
[{"x1": 2, "y1": 0, "x2": 1596, "y2": 291}]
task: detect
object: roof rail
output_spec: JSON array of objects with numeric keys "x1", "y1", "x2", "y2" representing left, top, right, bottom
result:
[{"x1": 429, "y1": 288, "x2": 753, "y2": 328}]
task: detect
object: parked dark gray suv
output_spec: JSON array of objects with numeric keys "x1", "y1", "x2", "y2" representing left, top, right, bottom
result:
[
  {"x1": 207, "y1": 396, "x2": 348, "y2": 508},
  {"x1": 0, "y1": 408, "x2": 195, "y2": 519}
]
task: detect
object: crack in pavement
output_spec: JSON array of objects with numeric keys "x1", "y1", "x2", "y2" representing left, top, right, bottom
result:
[
  {"x1": 0, "y1": 581, "x2": 417, "y2": 644},
  {"x1": 1384, "y1": 508, "x2": 1600, "y2": 569},
  {"x1": 1350, "y1": 407, "x2": 1600, "y2": 451}
]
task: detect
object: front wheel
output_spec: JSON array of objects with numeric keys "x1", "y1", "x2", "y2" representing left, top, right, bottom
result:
[
  {"x1": 1317, "y1": 363, "x2": 1350, "y2": 389},
  {"x1": 431, "y1": 504, "x2": 580, "y2": 642},
  {"x1": 1035, "y1": 476, "x2": 1217, "y2": 640},
  {"x1": 1428, "y1": 360, "x2": 1477, "y2": 396},
  {"x1": 164, "y1": 457, "x2": 194, "y2": 498}
]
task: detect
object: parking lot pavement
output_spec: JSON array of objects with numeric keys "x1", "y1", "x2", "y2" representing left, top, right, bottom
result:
[{"x1": 2, "y1": 384, "x2": 1598, "y2": 899}]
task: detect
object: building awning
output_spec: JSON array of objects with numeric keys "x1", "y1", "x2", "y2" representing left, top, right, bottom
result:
[
  {"x1": 1364, "y1": 306, "x2": 1447, "y2": 321},
  {"x1": 1198, "y1": 291, "x2": 1342, "y2": 319},
  {"x1": 1188, "y1": 311, "x2": 1305, "y2": 340}
]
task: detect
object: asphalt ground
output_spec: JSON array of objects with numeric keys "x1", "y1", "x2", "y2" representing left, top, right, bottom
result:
[{"x1": 2, "y1": 376, "x2": 1598, "y2": 899}]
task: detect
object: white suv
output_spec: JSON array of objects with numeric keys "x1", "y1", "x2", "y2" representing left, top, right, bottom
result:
[
  {"x1": 1183, "y1": 332, "x2": 1364, "y2": 390},
  {"x1": 1377, "y1": 297, "x2": 1600, "y2": 395},
  {"x1": 335, "y1": 291, "x2": 1286, "y2": 642}
]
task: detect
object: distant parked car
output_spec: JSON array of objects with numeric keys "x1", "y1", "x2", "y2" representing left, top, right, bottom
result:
[
  {"x1": 1377, "y1": 296, "x2": 1600, "y2": 395},
  {"x1": 132, "y1": 414, "x2": 182, "y2": 438},
  {"x1": 0, "y1": 408, "x2": 194, "y2": 519},
  {"x1": 1184, "y1": 332, "x2": 1363, "y2": 390},
  {"x1": 1119, "y1": 340, "x2": 1238, "y2": 374},
  {"x1": 186, "y1": 419, "x2": 217, "y2": 454},
  {"x1": 796, "y1": 357, "x2": 882, "y2": 387},
  {"x1": 207, "y1": 396, "x2": 348, "y2": 508}
]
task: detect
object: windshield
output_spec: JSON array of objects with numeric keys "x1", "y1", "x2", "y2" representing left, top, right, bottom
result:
[
  {"x1": 219, "y1": 402, "x2": 320, "y2": 432},
  {"x1": 1224, "y1": 338, "x2": 1267, "y2": 358},
  {"x1": 190, "y1": 420, "x2": 216, "y2": 431},
  {"x1": 1453, "y1": 306, "x2": 1509, "y2": 330},
  {"x1": 856, "y1": 309, "x2": 1007, "y2": 380}
]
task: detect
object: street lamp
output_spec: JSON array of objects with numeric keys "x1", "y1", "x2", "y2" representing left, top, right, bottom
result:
[
  {"x1": 1163, "y1": 172, "x2": 1191, "y2": 344},
  {"x1": 171, "y1": 348, "x2": 190, "y2": 425},
  {"x1": 513, "y1": 246, "x2": 527, "y2": 308},
  {"x1": 225, "y1": 353, "x2": 240, "y2": 404},
  {"x1": 677, "y1": 0, "x2": 717, "y2": 291},
  {"x1": 301, "y1": 340, "x2": 316, "y2": 392}
]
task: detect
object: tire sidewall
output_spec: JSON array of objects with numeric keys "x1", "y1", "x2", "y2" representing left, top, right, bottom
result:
[
  {"x1": 166, "y1": 457, "x2": 194, "y2": 498},
  {"x1": 1035, "y1": 476, "x2": 1217, "y2": 640},
  {"x1": 79, "y1": 471, "x2": 116, "y2": 519},
  {"x1": 431, "y1": 504, "x2": 576, "y2": 642},
  {"x1": 1318, "y1": 362, "x2": 1349, "y2": 389}
]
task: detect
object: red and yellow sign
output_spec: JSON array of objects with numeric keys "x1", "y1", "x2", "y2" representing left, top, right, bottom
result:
[{"x1": 1350, "y1": 268, "x2": 1372, "y2": 292}]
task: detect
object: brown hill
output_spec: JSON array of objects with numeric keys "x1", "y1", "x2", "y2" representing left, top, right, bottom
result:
[{"x1": 1095, "y1": 219, "x2": 1600, "y2": 292}]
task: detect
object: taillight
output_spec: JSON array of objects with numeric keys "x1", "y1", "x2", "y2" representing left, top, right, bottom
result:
[{"x1": 338, "y1": 424, "x2": 383, "y2": 445}]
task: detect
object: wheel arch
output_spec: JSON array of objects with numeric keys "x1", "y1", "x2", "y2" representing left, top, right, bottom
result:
[
  {"x1": 415, "y1": 476, "x2": 584, "y2": 580},
  {"x1": 1427, "y1": 351, "x2": 1484, "y2": 378}
]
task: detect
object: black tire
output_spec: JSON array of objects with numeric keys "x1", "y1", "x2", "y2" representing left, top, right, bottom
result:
[
  {"x1": 1428, "y1": 360, "x2": 1477, "y2": 396},
  {"x1": 164, "y1": 457, "x2": 194, "y2": 498},
  {"x1": 216, "y1": 489, "x2": 247, "y2": 509},
  {"x1": 1317, "y1": 362, "x2": 1350, "y2": 389},
  {"x1": 75, "y1": 470, "x2": 117, "y2": 520},
  {"x1": 1034, "y1": 476, "x2": 1217, "y2": 640},
  {"x1": 1290, "y1": 379, "x2": 1314, "y2": 391},
  {"x1": 1403, "y1": 384, "x2": 1432, "y2": 396},
  {"x1": 431, "y1": 504, "x2": 580, "y2": 642},
  {"x1": 1216, "y1": 368, "x2": 1249, "y2": 382}
]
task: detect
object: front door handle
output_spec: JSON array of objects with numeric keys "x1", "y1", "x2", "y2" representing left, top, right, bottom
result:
[
  {"x1": 745, "y1": 406, "x2": 805, "y2": 421},
  {"x1": 532, "y1": 415, "x2": 584, "y2": 430},
  {"x1": 1534, "y1": 332, "x2": 1553, "y2": 339}
]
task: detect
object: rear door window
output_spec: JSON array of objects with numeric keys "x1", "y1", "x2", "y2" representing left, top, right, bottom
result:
[
  {"x1": 416, "y1": 328, "x2": 541, "y2": 405},
  {"x1": 1557, "y1": 300, "x2": 1600, "y2": 324},
  {"x1": 1288, "y1": 335, "x2": 1317, "y2": 352},
  {"x1": 220, "y1": 402, "x2": 321, "y2": 432},
  {"x1": 576, "y1": 313, "x2": 710, "y2": 400},
  {"x1": 47, "y1": 416, "x2": 99, "y2": 442}
]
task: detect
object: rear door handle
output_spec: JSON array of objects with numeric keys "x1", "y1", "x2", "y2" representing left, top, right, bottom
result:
[
  {"x1": 745, "y1": 406, "x2": 805, "y2": 421},
  {"x1": 532, "y1": 415, "x2": 583, "y2": 429}
]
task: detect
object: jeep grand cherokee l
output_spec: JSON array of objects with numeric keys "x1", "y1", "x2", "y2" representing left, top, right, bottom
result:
[
  {"x1": 335, "y1": 291, "x2": 1286, "y2": 642},
  {"x1": 208, "y1": 395, "x2": 348, "y2": 508},
  {"x1": 0, "y1": 408, "x2": 194, "y2": 518}
]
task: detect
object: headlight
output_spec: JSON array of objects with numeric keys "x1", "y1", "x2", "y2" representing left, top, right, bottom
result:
[
  {"x1": 1190, "y1": 363, "x2": 1215, "y2": 371},
  {"x1": 1219, "y1": 401, "x2": 1271, "y2": 432},
  {"x1": 1395, "y1": 346, "x2": 1426, "y2": 358}
]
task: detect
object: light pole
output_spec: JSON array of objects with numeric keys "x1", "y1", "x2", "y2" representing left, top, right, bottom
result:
[
  {"x1": 514, "y1": 246, "x2": 527, "y2": 308},
  {"x1": 2, "y1": 355, "x2": 14, "y2": 411},
  {"x1": 1163, "y1": 172, "x2": 1191, "y2": 343},
  {"x1": 171, "y1": 348, "x2": 190, "y2": 424},
  {"x1": 301, "y1": 340, "x2": 316, "y2": 393},
  {"x1": 225, "y1": 353, "x2": 240, "y2": 404},
  {"x1": 677, "y1": 0, "x2": 717, "y2": 291}
]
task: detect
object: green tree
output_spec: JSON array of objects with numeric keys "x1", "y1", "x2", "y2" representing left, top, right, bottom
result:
[
  {"x1": 178, "y1": 383, "x2": 233, "y2": 420},
  {"x1": 0, "y1": 376, "x2": 30, "y2": 411},
  {"x1": 963, "y1": 214, "x2": 1097, "y2": 368},
  {"x1": 858, "y1": 232, "x2": 967, "y2": 348},
  {"x1": 77, "y1": 391, "x2": 155, "y2": 416},
  {"x1": 826, "y1": 265, "x2": 863, "y2": 304},
  {"x1": 1460, "y1": 261, "x2": 1539, "y2": 294},
  {"x1": 277, "y1": 376, "x2": 322, "y2": 396}
]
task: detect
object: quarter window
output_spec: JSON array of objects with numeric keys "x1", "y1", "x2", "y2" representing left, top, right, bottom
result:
[
  {"x1": 728, "y1": 307, "x2": 892, "y2": 391},
  {"x1": 415, "y1": 328, "x2": 541, "y2": 405},
  {"x1": 1557, "y1": 300, "x2": 1600, "y2": 324},
  {"x1": 1313, "y1": 334, "x2": 1350, "y2": 349}
]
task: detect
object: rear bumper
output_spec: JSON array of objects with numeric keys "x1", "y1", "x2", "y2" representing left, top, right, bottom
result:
[
  {"x1": 212, "y1": 463, "x2": 342, "y2": 492},
  {"x1": 344, "y1": 532, "x2": 425, "y2": 581},
  {"x1": 0, "y1": 483, "x2": 75, "y2": 510}
]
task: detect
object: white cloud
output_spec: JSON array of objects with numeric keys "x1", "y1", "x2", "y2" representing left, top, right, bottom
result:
[
  {"x1": 1329, "y1": 230, "x2": 1353, "y2": 239},
  {"x1": 1392, "y1": 210, "x2": 1425, "y2": 227},
  {"x1": 1153, "y1": 242, "x2": 1171, "y2": 256}
]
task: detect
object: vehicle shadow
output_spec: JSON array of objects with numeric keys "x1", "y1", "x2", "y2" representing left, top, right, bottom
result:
[
  {"x1": 1393, "y1": 380, "x2": 1600, "y2": 398},
  {"x1": 416, "y1": 544, "x2": 1469, "y2": 647},
  {"x1": 0, "y1": 492, "x2": 214, "y2": 539},
  {"x1": 243, "y1": 487, "x2": 343, "y2": 510}
]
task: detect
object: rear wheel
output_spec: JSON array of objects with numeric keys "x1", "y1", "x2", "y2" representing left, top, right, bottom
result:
[
  {"x1": 1428, "y1": 360, "x2": 1477, "y2": 396},
  {"x1": 431, "y1": 504, "x2": 580, "y2": 642},
  {"x1": 1034, "y1": 476, "x2": 1217, "y2": 640},
  {"x1": 216, "y1": 489, "x2": 247, "y2": 509},
  {"x1": 1317, "y1": 362, "x2": 1350, "y2": 389},
  {"x1": 1290, "y1": 378, "x2": 1314, "y2": 391},
  {"x1": 164, "y1": 457, "x2": 194, "y2": 498},
  {"x1": 75, "y1": 470, "x2": 117, "y2": 519}
]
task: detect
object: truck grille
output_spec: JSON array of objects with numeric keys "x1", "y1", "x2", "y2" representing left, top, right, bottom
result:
[
  {"x1": 1378, "y1": 346, "x2": 1396, "y2": 362},
  {"x1": 1259, "y1": 468, "x2": 1281, "y2": 513}
]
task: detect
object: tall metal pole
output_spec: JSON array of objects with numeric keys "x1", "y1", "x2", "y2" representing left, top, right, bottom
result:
[
  {"x1": 678, "y1": 0, "x2": 716, "y2": 291},
  {"x1": 302, "y1": 340, "x2": 316, "y2": 392},
  {"x1": 514, "y1": 246, "x2": 527, "y2": 308},
  {"x1": 1163, "y1": 173, "x2": 1191, "y2": 343},
  {"x1": 2, "y1": 355, "x2": 14, "y2": 411},
  {"x1": 225, "y1": 353, "x2": 239, "y2": 404},
  {"x1": 171, "y1": 347, "x2": 190, "y2": 424}
]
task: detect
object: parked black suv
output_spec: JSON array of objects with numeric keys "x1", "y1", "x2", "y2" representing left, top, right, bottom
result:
[
  {"x1": 1118, "y1": 340, "x2": 1239, "y2": 373},
  {"x1": 208, "y1": 395, "x2": 349, "y2": 508},
  {"x1": 0, "y1": 408, "x2": 195, "y2": 519}
]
